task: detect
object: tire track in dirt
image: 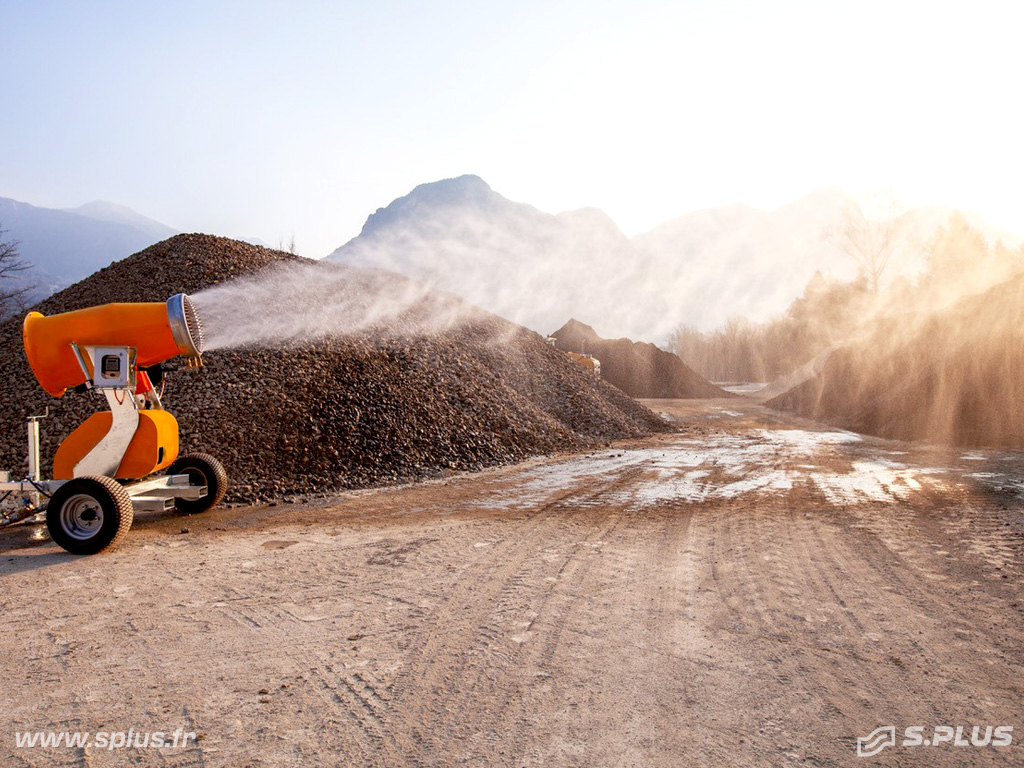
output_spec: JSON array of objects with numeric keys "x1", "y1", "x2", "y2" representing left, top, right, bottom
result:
[
  {"x1": 489, "y1": 490, "x2": 634, "y2": 762},
  {"x1": 797, "y1": 508, "x2": 970, "y2": 736},
  {"x1": 756, "y1": 492, "x2": 924, "y2": 751},
  {"x1": 630, "y1": 455, "x2": 1021, "y2": 766},
  {"x1": 436, "y1": 507, "x2": 627, "y2": 766},
  {"x1": 266, "y1": 481, "x2": 589, "y2": 767},
  {"x1": 811, "y1": 499, "x2": 1024, "y2": 721},
  {"x1": 482, "y1": 483, "x2": 690, "y2": 766},
  {"x1": 706, "y1": 495, "x2": 786, "y2": 639},
  {"x1": 161, "y1": 550, "x2": 411, "y2": 765},
  {"x1": 801, "y1": 491, "x2": 973, "y2": 720},
  {"x1": 373, "y1": 465, "x2": 644, "y2": 766},
  {"x1": 709, "y1": 478, "x2": 1023, "y2": 765},
  {"x1": 309, "y1": 663, "x2": 401, "y2": 766},
  {"x1": 695, "y1": 490, "x2": 874, "y2": 762},
  {"x1": 636, "y1": 499, "x2": 726, "y2": 761}
]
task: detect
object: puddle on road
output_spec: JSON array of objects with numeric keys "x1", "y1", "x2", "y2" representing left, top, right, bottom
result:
[
  {"x1": 474, "y1": 428, "x2": 959, "y2": 511},
  {"x1": 633, "y1": 430, "x2": 951, "y2": 507}
]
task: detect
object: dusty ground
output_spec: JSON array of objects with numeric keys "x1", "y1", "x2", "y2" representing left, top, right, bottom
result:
[{"x1": 1, "y1": 398, "x2": 1022, "y2": 767}]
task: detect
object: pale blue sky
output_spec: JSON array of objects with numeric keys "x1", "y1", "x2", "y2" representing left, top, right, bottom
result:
[{"x1": 2, "y1": 0, "x2": 1022, "y2": 256}]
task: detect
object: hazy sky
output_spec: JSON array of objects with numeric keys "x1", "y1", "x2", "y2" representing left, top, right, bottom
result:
[{"x1": 2, "y1": 0, "x2": 1022, "y2": 256}]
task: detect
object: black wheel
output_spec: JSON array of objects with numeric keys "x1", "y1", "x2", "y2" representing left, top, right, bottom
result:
[
  {"x1": 46, "y1": 476, "x2": 134, "y2": 555},
  {"x1": 167, "y1": 452, "x2": 228, "y2": 514}
]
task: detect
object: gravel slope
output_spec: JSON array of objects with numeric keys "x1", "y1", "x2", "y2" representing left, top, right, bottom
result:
[
  {"x1": 550, "y1": 318, "x2": 729, "y2": 399},
  {"x1": 0, "y1": 234, "x2": 668, "y2": 503}
]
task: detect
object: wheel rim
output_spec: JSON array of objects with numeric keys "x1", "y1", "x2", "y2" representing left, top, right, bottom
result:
[{"x1": 59, "y1": 494, "x2": 104, "y2": 540}]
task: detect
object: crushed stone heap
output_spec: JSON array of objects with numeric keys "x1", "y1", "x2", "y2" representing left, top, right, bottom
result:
[
  {"x1": 0, "y1": 234, "x2": 669, "y2": 504},
  {"x1": 550, "y1": 318, "x2": 731, "y2": 399}
]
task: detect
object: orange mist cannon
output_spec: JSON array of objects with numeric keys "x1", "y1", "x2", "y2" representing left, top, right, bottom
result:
[
  {"x1": 1, "y1": 294, "x2": 228, "y2": 555},
  {"x1": 23, "y1": 294, "x2": 204, "y2": 397}
]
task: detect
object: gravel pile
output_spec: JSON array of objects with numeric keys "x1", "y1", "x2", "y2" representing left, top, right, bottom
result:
[
  {"x1": 767, "y1": 273, "x2": 1024, "y2": 447},
  {"x1": 550, "y1": 318, "x2": 730, "y2": 399},
  {"x1": 0, "y1": 234, "x2": 668, "y2": 504}
]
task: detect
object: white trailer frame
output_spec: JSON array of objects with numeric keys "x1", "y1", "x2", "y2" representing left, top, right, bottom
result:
[{"x1": 0, "y1": 414, "x2": 207, "y2": 527}]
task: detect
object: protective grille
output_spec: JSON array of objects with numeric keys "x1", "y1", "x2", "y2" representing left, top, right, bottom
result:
[
  {"x1": 167, "y1": 293, "x2": 205, "y2": 358},
  {"x1": 182, "y1": 294, "x2": 205, "y2": 355}
]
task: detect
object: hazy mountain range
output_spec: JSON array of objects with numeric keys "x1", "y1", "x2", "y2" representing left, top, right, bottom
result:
[
  {"x1": 330, "y1": 175, "x2": 1021, "y2": 342},
  {"x1": 0, "y1": 197, "x2": 178, "y2": 304},
  {"x1": 4, "y1": 179, "x2": 1019, "y2": 343}
]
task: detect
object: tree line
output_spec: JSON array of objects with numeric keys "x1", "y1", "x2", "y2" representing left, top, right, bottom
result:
[{"x1": 671, "y1": 212, "x2": 1024, "y2": 383}]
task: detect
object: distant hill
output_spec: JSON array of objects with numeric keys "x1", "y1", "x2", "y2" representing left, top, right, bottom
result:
[
  {"x1": 550, "y1": 318, "x2": 730, "y2": 399},
  {"x1": 64, "y1": 200, "x2": 178, "y2": 241},
  {"x1": 0, "y1": 196, "x2": 177, "y2": 305},
  {"x1": 328, "y1": 176, "x2": 1022, "y2": 343}
]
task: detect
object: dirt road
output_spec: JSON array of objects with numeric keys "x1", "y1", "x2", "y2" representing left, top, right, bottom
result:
[{"x1": 2, "y1": 399, "x2": 1022, "y2": 767}]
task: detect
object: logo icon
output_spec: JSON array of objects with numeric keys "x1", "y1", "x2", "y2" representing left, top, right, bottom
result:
[{"x1": 858, "y1": 726, "x2": 896, "y2": 757}]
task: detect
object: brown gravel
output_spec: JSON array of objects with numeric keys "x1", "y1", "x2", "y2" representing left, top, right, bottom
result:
[
  {"x1": 0, "y1": 234, "x2": 669, "y2": 504},
  {"x1": 550, "y1": 317, "x2": 731, "y2": 399}
]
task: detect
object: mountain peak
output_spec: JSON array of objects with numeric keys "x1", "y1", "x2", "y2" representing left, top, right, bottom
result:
[
  {"x1": 70, "y1": 199, "x2": 135, "y2": 216},
  {"x1": 410, "y1": 174, "x2": 492, "y2": 201},
  {"x1": 64, "y1": 199, "x2": 177, "y2": 240},
  {"x1": 359, "y1": 175, "x2": 499, "y2": 237}
]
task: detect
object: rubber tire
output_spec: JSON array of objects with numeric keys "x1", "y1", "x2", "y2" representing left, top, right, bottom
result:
[
  {"x1": 167, "y1": 452, "x2": 228, "y2": 514},
  {"x1": 46, "y1": 476, "x2": 134, "y2": 555}
]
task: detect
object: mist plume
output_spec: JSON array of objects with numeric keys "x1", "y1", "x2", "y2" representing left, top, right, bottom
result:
[{"x1": 192, "y1": 261, "x2": 486, "y2": 352}]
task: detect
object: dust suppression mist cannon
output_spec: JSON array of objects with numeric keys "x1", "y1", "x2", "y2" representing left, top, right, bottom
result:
[{"x1": 0, "y1": 294, "x2": 228, "y2": 554}]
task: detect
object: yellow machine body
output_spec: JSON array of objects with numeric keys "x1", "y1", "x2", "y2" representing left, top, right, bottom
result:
[
  {"x1": 23, "y1": 301, "x2": 193, "y2": 397},
  {"x1": 53, "y1": 410, "x2": 180, "y2": 480},
  {"x1": 566, "y1": 351, "x2": 601, "y2": 377}
]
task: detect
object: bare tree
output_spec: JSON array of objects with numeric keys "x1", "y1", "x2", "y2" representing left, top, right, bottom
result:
[
  {"x1": 823, "y1": 191, "x2": 906, "y2": 295},
  {"x1": 0, "y1": 224, "x2": 31, "y2": 319},
  {"x1": 278, "y1": 233, "x2": 297, "y2": 255}
]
